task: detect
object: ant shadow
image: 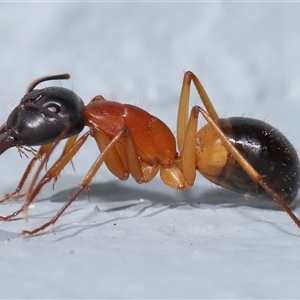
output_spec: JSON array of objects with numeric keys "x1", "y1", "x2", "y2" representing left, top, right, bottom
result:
[
  {"x1": 2, "y1": 173, "x2": 299, "y2": 239},
  {"x1": 47, "y1": 176, "x2": 297, "y2": 211},
  {"x1": 28, "y1": 175, "x2": 299, "y2": 239}
]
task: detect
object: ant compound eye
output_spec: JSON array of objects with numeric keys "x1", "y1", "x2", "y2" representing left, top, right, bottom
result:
[{"x1": 44, "y1": 102, "x2": 61, "y2": 114}]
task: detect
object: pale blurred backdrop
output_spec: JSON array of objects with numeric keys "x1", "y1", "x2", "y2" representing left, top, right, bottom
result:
[{"x1": 0, "y1": 2, "x2": 300, "y2": 298}]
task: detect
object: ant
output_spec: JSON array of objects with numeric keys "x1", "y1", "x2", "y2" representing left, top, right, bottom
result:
[{"x1": 0, "y1": 71, "x2": 299, "y2": 236}]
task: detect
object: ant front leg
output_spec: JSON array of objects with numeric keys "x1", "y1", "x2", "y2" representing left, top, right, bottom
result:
[
  {"x1": 21, "y1": 132, "x2": 91, "y2": 220},
  {"x1": 21, "y1": 125, "x2": 161, "y2": 236},
  {"x1": 0, "y1": 144, "x2": 52, "y2": 204},
  {"x1": 0, "y1": 146, "x2": 53, "y2": 221},
  {"x1": 21, "y1": 128, "x2": 136, "y2": 235},
  {"x1": 0, "y1": 135, "x2": 84, "y2": 222}
]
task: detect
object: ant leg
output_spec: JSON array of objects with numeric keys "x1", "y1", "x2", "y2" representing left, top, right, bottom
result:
[
  {"x1": 179, "y1": 106, "x2": 200, "y2": 186},
  {"x1": 198, "y1": 107, "x2": 300, "y2": 228},
  {"x1": 177, "y1": 71, "x2": 219, "y2": 151},
  {"x1": 0, "y1": 132, "x2": 91, "y2": 222},
  {"x1": 61, "y1": 134, "x2": 79, "y2": 172},
  {"x1": 160, "y1": 105, "x2": 201, "y2": 189},
  {"x1": 0, "y1": 207, "x2": 24, "y2": 221},
  {"x1": 20, "y1": 128, "x2": 136, "y2": 236},
  {"x1": 0, "y1": 144, "x2": 52, "y2": 203},
  {"x1": 23, "y1": 131, "x2": 92, "y2": 217},
  {"x1": 62, "y1": 135, "x2": 78, "y2": 154},
  {"x1": 0, "y1": 135, "x2": 80, "y2": 204},
  {"x1": 164, "y1": 105, "x2": 204, "y2": 188}
]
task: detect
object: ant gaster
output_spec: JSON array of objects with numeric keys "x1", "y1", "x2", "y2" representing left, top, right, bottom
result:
[{"x1": 0, "y1": 72, "x2": 299, "y2": 236}]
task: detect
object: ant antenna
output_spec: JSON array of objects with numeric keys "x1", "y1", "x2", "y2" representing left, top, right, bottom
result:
[{"x1": 27, "y1": 73, "x2": 70, "y2": 93}]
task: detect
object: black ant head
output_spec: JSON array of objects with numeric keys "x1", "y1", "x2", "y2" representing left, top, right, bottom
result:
[{"x1": 0, "y1": 74, "x2": 85, "y2": 154}]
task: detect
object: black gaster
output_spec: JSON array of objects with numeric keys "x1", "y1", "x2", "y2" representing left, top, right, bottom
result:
[{"x1": 217, "y1": 117, "x2": 300, "y2": 204}]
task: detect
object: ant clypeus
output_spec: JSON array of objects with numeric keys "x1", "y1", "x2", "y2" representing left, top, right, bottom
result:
[{"x1": 0, "y1": 71, "x2": 299, "y2": 236}]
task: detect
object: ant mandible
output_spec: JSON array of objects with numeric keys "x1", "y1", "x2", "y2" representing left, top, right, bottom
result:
[{"x1": 0, "y1": 71, "x2": 299, "y2": 236}]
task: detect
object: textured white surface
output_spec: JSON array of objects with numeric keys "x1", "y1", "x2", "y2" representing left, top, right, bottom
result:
[{"x1": 1, "y1": 2, "x2": 300, "y2": 299}]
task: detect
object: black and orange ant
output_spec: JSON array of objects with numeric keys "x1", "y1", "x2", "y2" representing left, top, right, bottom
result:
[{"x1": 0, "y1": 71, "x2": 299, "y2": 236}]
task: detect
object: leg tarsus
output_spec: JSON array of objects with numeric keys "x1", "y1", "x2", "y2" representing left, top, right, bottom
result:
[
  {"x1": 20, "y1": 221, "x2": 53, "y2": 236},
  {"x1": 0, "y1": 192, "x2": 25, "y2": 204},
  {"x1": 0, "y1": 207, "x2": 23, "y2": 221},
  {"x1": 0, "y1": 144, "x2": 51, "y2": 204},
  {"x1": 21, "y1": 185, "x2": 86, "y2": 236}
]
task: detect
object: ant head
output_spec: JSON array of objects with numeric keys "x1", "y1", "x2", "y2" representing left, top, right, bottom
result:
[{"x1": 0, "y1": 74, "x2": 85, "y2": 154}]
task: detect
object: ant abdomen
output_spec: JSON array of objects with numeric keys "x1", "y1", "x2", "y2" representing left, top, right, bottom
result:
[{"x1": 196, "y1": 117, "x2": 300, "y2": 205}]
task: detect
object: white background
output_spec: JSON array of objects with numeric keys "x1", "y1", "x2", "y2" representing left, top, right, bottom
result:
[{"x1": 0, "y1": 2, "x2": 300, "y2": 298}]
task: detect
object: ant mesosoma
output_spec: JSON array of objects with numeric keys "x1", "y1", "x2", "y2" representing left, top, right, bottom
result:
[{"x1": 0, "y1": 71, "x2": 299, "y2": 236}]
